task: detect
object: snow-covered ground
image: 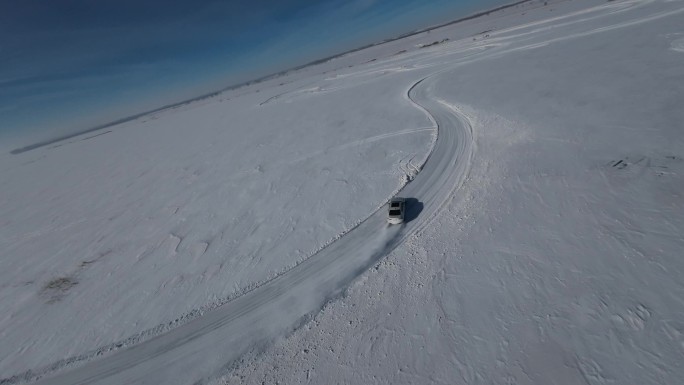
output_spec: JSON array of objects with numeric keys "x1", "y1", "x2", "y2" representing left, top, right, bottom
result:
[
  {"x1": 215, "y1": 0, "x2": 684, "y2": 384},
  {"x1": 2, "y1": 0, "x2": 684, "y2": 384},
  {"x1": 0, "y1": 38, "x2": 438, "y2": 382}
]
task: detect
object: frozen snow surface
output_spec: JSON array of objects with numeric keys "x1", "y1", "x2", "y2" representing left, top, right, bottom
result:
[{"x1": 2, "y1": 0, "x2": 684, "y2": 384}]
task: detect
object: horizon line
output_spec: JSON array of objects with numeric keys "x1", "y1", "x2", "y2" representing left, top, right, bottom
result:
[{"x1": 10, "y1": 0, "x2": 531, "y2": 155}]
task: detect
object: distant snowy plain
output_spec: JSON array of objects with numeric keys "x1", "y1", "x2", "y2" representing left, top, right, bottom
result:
[{"x1": 2, "y1": 0, "x2": 684, "y2": 384}]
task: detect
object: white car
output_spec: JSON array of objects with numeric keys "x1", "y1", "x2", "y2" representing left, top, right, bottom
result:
[{"x1": 387, "y1": 197, "x2": 406, "y2": 225}]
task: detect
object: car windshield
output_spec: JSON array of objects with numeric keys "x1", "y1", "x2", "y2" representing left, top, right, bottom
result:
[
  {"x1": 389, "y1": 210, "x2": 401, "y2": 216},
  {"x1": 391, "y1": 202, "x2": 401, "y2": 207}
]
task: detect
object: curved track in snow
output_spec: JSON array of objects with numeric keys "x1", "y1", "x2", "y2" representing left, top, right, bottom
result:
[{"x1": 33, "y1": 75, "x2": 473, "y2": 385}]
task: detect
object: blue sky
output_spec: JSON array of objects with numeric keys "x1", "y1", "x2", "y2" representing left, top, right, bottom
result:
[{"x1": 0, "y1": 0, "x2": 508, "y2": 146}]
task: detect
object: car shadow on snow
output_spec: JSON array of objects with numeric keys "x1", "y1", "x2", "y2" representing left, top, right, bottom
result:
[{"x1": 403, "y1": 197, "x2": 423, "y2": 224}]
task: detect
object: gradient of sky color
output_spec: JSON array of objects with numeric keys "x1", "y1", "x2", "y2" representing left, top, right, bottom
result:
[{"x1": 0, "y1": 0, "x2": 509, "y2": 147}]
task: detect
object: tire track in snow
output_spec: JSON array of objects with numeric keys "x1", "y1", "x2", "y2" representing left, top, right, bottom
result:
[
  {"x1": 20, "y1": 74, "x2": 473, "y2": 385},
  {"x1": 289, "y1": 126, "x2": 436, "y2": 165}
]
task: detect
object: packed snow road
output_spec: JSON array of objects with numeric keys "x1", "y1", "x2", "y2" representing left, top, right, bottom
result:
[{"x1": 34, "y1": 74, "x2": 473, "y2": 385}]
